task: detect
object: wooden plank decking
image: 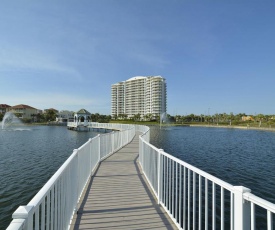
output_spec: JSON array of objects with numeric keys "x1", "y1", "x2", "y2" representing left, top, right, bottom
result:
[{"x1": 70, "y1": 133, "x2": 177, "y2": 230}]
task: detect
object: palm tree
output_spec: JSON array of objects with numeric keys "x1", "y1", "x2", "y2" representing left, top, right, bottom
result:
[
  {"x1": 200, "y1": 114, "x2": 204, "y2": 122},
  {"x1": 112, "y1": 114, "x2": 118, "y2": 120},
  {"x1": 256, "y1": 114, "x2": 265, "y2": 127},
  {"x1": 133, "y1": 113, "x2": 141, "y2": 121}
]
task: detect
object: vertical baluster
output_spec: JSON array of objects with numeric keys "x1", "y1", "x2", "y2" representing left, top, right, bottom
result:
[
  {"x1": 179, "y1": 165, "x2": 182, "y2": 228},
  {"x1": 46, "y1": 193, "x2": 50, "y2": 230},
  {"x1": 51, "y1": 188, "x2": 54, "y2": 230},
  {"x1": 188, "y1": 169, "x2": 190, "y2": 230},
  {"x1": 251, "y1": 203, "x2": 255, "y2": 230},
  {"x1": 65, "y1": 169, "x2": 69, "y2": 228},
  {"x1": 172, "y1": 160, "x2": 175, "y2": 218},
  {"x1": 169, "y1": 158, "x2": 172, "y2": 213},
  {"x1": 267, "y1": 210, "x2": 273, "y2": 230},
  {"x1": 212, "y1": 182, "x2": 216, "y2": 230},
  {"x1": 166, "y1": 157, "x2": 168, "y2": 208},
  {"x1": 199, "y1": 175, "x2": 202, "y2": 230},
  {"x1": 183, "y1": 167, "x2": 186, "y2": 229},
  {"x1": 144, "y1": 145, "x2": 147, "y2": 182},
  {"x1": 161, "y1": 155, "x2": 164, "y2": 204},
  {"x1": 155, "y1": 150, "x2": 158, "y2": 197},
  {"x1": 151, "y1": 150, "x2": 153, "y2": 192},
  {"x1": 147, "y1": 146, "x2": 149, "y2": 180},
  {"x1": 54, "y1": 182, "x2": 58, "y2": 229},
  {"x1": 151, "y1": 150, "x2": 154, "y2": 192},
  {"x1": 166, "y1": 157, "x2": 168, "y2": 209},
  {"x1": 205, "y1": 179, "x2": 208, "y2": 230},
  {"x1": 163, "y1": 156, "x2": 166, "y2": 206},
  {"x1": 35, "y1": 207, "x2": 39, "y2": 230},
  {"x1": 61, "y1": 176, "x2": 65, "y2": 229},
  {"x1": 221, "y1": 187, "x2": 224, "y2": 230},
  {"x1": 230, "y1": 192, "x2": 233, "y2": 230},
  {"x1": 176, "y1": 163, "x2": 178, "y2": 223},
  {"x1": 57, "y1": 179, "x2": 60, "y2": 230},
  {"x1": 60, "y1": 177, "x2": 63, "y2": 229},
  {"x1": 159, "y1": 154, "x2": 163, "y2": 204},
  {"x1": 193, "y1": 172, "x2": 196, "y2": 230},
  {"x1": 41, "y1": 200, "x2": 45, "y2": 230}
]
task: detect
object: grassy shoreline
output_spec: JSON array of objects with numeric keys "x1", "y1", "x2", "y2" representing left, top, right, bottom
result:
[
  {"x1": 12, "y1": 120, "x2": 275, "y2": 132},
  {"x1": 189, "y1": 124, "x2": 275, "y2": 132},
  {"x1": 110, "y1": 120, "x2": 275, "y2": 132}
]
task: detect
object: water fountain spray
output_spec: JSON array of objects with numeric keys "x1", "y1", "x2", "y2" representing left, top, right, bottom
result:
[{"x1": 1, "y1": 112, "x2": 23, "y2": 129}]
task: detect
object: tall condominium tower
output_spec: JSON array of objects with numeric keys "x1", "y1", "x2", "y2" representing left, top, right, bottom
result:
[{"x1": 111, "y1": 76, "x2": 167, "y2": 119}]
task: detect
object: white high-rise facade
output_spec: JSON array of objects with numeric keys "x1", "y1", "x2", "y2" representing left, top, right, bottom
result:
[
  {"x1": 111, "y1": 81, "x2": 125, "y2": 116},
  {"x1": 111, "y1": 76, "x2": 167, "y2": 119}
]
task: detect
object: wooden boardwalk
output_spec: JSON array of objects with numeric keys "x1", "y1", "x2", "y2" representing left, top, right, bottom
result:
[{"x1": 70, "y1": 133, "x2": 177, "y2": 230}]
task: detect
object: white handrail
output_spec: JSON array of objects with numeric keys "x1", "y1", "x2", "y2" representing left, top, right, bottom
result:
[
  {"x1": 138, "y1": 124, "x2": 275, "y2": 230},
  {"x1": 243, "y1": 193, "x2": 275, "y2": 213},
  {"x1": 7, "y1": 123, "x2": 275, "y2": 230},
  {"x1": 7, "y1": 123, "x2": 136, "y2": 230}
]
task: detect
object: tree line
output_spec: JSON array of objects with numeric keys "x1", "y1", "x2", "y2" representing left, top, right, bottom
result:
[
  {"x1": 172, "y1": 113, "x2": 274, "y2": 124},
  {"x1": 1, "y1": 111, "x2": 274, "y2": 126},
  {"x1": 0, "y1": 111, "x2": 112, "y2": 123},
  {"x1": 43, "y1": 111, "x2": 112, "y2": 123},
  {"x1": 112, "y1": 112, "x2": 275, "y2": 126}
]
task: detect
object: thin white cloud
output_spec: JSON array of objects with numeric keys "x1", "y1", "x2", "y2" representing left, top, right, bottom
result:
[{"x1": 0, "y1": 44, "x2": 82, "y2": 80}]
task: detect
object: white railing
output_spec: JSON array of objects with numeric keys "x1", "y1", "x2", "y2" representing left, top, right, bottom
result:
[
  {"x1": 90, "y1": 122, "x2": 134, "y2": 131},
  {"x1": 67, "y1": 121, "x2": 91, "y2": 127},
  {"x1": 243, "y1": 193, "x2": 275, "y2": 230},
  {"x1": 67, "y1": 121, "x2": 135, "y2": 131},
  {"x1": 138, "y1": 125, "x2": 275, "y2": 230},
  {"x1": 7, "y1": 123, "x2": 135, "y2": 230},
  {"x1": 7, "y1": 123, "x2": 275, "y2": 230}
]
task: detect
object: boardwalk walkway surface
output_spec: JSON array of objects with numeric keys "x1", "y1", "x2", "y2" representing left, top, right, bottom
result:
[{"x1": 70, "y1": 133, "x2": 177, "y2": 230}]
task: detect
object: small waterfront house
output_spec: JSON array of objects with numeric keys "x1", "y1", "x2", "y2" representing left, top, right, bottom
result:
[
  {"x1": 0, "y1": 104, "x2": 11, "y2": 114},
  {"x1": 7, "y1": 104, "x2": 38, "y2": 119},
  {"x1": 241, "y1": 115, "x2": 254, "y2": 121},
  {"x1": 56, "y1": 110, "x2": 74, "y2": 122}
]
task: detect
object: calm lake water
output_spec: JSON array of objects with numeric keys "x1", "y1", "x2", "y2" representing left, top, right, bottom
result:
[
  {"x1": 150, "y1": 126, "x2": 275, "y2": 202},
  {"x1": 0, "y1": 125, "x2": 98, "y2": 229},
  {"x1": 1, "y1": 125, "x2": 275, "y2": 229}
]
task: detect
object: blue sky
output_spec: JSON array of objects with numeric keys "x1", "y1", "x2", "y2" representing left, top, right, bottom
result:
[{"x1": 0, "y1": 0, "x2": 274, "y2": 115}]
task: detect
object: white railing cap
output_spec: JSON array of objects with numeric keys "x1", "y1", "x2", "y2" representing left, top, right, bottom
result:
[
  {"x1": 243, "y1": 192, "x2": 275, "y2": 213},
  {"x1": 12, "y1": 205, "x2": 33, "y2": 219}
]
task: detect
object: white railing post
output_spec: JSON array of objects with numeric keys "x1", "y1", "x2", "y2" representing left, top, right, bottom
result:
[
  {"x1": 73, "y1": 149, "x2": 79, "y2": 214},
  {"x1": 140, "y1": 137, "x2": 144, "y2": 169},
  {"x1": 158, "y1": 149, "x2": 164, "y2": 204},
  {"x1": 98, "y1": 134, "x2": 101, "y2": 161},
  {"x1": 89, "y1": 138, "x2": 92, "y2": 173},
  {"x1": 112, "y1": 131, "x2": 114, "y2": 152},
  {"x1": 11, "y1": 205, "x2": 34, "y2": 230},
  {"x1": 234, "y1": 186, "x2": 251, "y2": 230}
]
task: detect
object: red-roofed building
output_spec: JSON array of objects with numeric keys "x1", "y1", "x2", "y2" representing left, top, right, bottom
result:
[
  {"x1": 0, "y1": 104, "x2": 11, "y2": 114},
  {"x1": 7, "y1": 104, "x2": 38, "y2": 119}
]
